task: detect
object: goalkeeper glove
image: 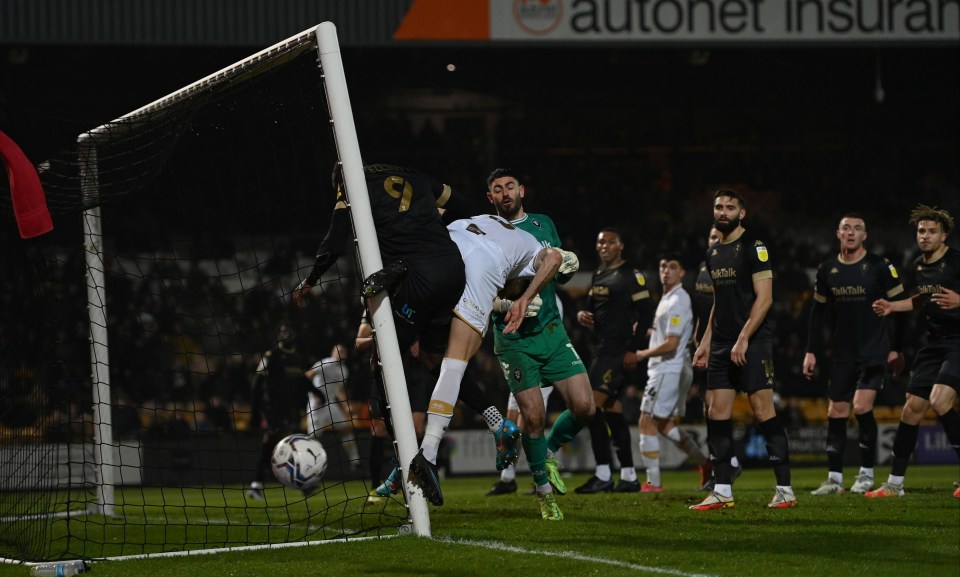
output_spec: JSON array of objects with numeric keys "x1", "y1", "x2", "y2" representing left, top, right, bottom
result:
[
  {"x1": 558, "y1": 249, "x2": 579, "y2": 275},
  {"x1": 493, "y1": 294, "x2": 542, "y2": 318}
]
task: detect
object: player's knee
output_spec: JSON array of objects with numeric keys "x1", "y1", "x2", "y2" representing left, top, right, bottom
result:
[
  {"x1": 638, "y1": 412, "x2": 654, "y2": 430},
  {"x1": 931, "y1": 396, "x2": 956, "y2": 416},
  {"x1": 929, "y1": 384, "x2": 958, "y2": 415},
  {"x1": 826, "y1": 400, "x2": 851, "y2": 419},
  {"x1": 900, "y1": 397, "x2": 928, "y2": 423},
  {"x1": 573, "y1": 400, "x2": 595, "y2": 424},
  {"x1": 522, "y1": 411, "x2": 545, "y2": 433}
]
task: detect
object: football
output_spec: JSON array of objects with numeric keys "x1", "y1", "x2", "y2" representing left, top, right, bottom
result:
[{"x1": 271, "y1": 434, "x2": 327, "y2": 491}]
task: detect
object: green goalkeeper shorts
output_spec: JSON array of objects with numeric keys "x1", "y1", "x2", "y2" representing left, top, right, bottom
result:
[{"x1": 494, "y1": 323, "x2": 586, "y2": 395}]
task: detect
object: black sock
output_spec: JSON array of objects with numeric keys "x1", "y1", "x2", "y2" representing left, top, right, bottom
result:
[
  {"x1": 826, "y1": 417, "x2": 847, "y2": 474},
  {"x1": 759, "y1": 415, "x2": 791, "y2": 486},
  {"x1": 588, "y1": 409, "x2": 612, "y2": 467},
  {"x1": 855, "y1": 411, "x2": 878, "y2": 468},
  {"x1": 604, "y1": 411, "x2": 634, "y2": 468},
  {"x1": 936, "y1": 409, "x2": 960, "y2": 459},
  {"x1": 891, "y1": 422, "x2": 919, "y2": 477},
  {"x1": 708, "y1": 419, "x2": 734, "y2": 484}
]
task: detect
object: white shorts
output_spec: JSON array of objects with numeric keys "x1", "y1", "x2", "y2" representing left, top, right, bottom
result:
[
  {"x1": 306, "y1": 392, "x2": 350, "y2": 436},
  {"x1": 641, "y1": 364, "x2": 694, "y2": 420},
  {"x1": 449, "y1": 233, "x2": 506, "y2": 336},
  {"x1": 507, "y1": 385, "x2": 554, "y2": 412}
]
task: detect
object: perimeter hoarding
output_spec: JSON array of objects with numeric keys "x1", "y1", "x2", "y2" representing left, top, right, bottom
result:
[{"x1": 395, "y1": 0, "x2": 959, "y2": 43}]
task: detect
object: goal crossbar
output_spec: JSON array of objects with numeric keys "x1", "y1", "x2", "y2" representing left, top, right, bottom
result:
[{"x1": 51, "y1": 20, "x2": 432, "y2": 565}]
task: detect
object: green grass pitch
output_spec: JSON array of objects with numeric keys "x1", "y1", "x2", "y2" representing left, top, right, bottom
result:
[{"x1": 2, "y1": 465, "x2": 957, "y2": 577}]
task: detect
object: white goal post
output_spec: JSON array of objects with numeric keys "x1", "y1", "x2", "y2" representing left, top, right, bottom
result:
[
  {"x1": 72, "y1": 20, "x2": 429, "y2": 546},
  {"x1": 313, "y1": 22, "x2": 431, "y2": 537}
]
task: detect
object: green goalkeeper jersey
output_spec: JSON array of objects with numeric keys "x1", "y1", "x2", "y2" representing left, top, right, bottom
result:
[{"x1": 491, "y1": 212, "x2": 566, "y2": 343}]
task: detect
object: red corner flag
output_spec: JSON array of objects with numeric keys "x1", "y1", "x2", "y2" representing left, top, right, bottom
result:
[{"x1": 0, "y1": 129, "x2": 54, "y2": 239}]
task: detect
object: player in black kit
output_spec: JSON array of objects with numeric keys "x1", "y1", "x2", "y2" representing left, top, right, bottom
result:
[
  {"x1": 691, "y1": 227, "x2": 724, "y2": 490},
  {"x1": 869, "y1": 204, "x2": 960, "y2": 499},
  {"x1": 693, "y1": 227, "x2": 721, "y2": 349},
  {"x1": 803, "y1": 213, "x2": 905, "y2": 496},
  {"x1": 246, "y1": 323, "x2": 313, "y2": 500},
  {"x1": 691, "y1": 189, "x2": 796, "y2": 510},
  {"x1": 293, "y1": 163, "x2": 472, "y2": 360},
  {"x1": 575, "y1": 227, "x2": 653, "y2": 493}
]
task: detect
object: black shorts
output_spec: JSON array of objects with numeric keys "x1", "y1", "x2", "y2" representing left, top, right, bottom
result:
[
  {"x1": 707, "y1": 339, "x2": 775, "y2": 394},
  {"x1": 403, "y1": 357, "x2": 430, "y2": 413},
  {"x1": 415, "y1": 314, "x2": 453, "y2": 358},
  {"x1": 828, "y1": 362, "x2": 886, "y2": 402},
  {"x1": 391, "y1": 259, "x2": 465, "y2": 354},
  {"x1": 588, "y1": 353, "x2": 631, "y2": 401},
  {"x1": 367, "y1": 351, "x2": 430, "y2": 419},
  {"x1": 907, "y1": 338, "x2": 960, "y2": 400}
]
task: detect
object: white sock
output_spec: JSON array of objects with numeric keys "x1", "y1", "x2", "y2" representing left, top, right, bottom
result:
[
  {"x1": 828, "y1": 471, "x2": 843, "y2": 484},
  {"x1": 482, "y1": 406, "x2": 504, "y2": 433},
  {"x1": 421, "y1": 414, "x2": 450, "y2": 464},
  {"x1": 339, "y1": 428, "x2": 360, "y2": 463},
  {"x1": 665, "y1": 427, "x2": 682, "y2": 444},
  {"x1": 620, "y1": 467, "x2": 637, "y2": 483},
  {"x1": 776, "y1": 485, "x2": 795, "y2": 495},
  {"x1": 430, "y1": 358, "x2": 467, "y2": 413},
  {"x1": 714, "y1": 483, "x2": 733, "y2": 498},
  {"x1": 595, "y1": 464, "x2": 611, "y2": 482},
  {"x1": 501, "y1": 463, "x2": 516, "y2": 482},
  {"x1": 858, "y1": 467, "x2": 874, "y2": 479},
  {"x1": 889, "y1": 474, "x2": 905, "y2": 486},
  {"x1": 535, "y1": 483, "x2": 553, "y2": 496},
  {"x1": 420, "y1": 358, "x2": 466, "y2": 463},
  {"x1": 640, "y1": 434, "x2": 661, "y2": 487}
]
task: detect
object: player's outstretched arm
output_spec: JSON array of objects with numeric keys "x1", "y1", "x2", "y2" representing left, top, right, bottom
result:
[
  {"x1": 504, "y1": 248, "x2": 562, "y2": 333},
  {"x1": 295, "y1": 204, "x2": 350, "y2": 307}
]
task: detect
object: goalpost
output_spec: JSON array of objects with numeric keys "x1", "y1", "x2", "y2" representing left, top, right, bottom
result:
[{"x1": 0, "y1": 21, "x2": 429, "y2": 565}]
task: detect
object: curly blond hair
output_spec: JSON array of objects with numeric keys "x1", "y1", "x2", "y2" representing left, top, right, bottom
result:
[{"x1": 909, "y1": 204, "x2": 954, "y2": 234}]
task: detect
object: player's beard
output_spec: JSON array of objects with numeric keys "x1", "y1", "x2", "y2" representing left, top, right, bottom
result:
[
  {"x1": 497, "y1": 198, "x2": 522, "y2": 221},
  {"x1": 714, "y1": 216, "x2": 740, "y2": 233}
]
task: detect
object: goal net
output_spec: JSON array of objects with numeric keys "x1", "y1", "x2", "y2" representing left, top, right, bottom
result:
[{"x1": 0, "y1": 22, "x2": 425, "y2": 564}]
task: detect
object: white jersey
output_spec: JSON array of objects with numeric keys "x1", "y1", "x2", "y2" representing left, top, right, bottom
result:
[
  {"x1": 309, "y1": 356, "x2": 349, "y2": 404},
  {"x1": 306, "y1": 356, "x2": 350, "y2": 435},
  {"x1": 446, "y1": 214, "x2": 545, "y2": 335},
  {"x1": 647, "y1": 283, "x2": 694, "y2": 376}
]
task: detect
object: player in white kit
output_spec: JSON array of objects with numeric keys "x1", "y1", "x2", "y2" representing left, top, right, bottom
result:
[
  {"x1": 305, "y1": 343, "x2": 360, "y2": 466},
  {"x1": 408, "y1": 214, "x2": 577, "y2": 506}
]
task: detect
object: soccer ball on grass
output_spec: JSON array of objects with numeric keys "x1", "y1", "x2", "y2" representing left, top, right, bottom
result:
[{"x1": 271, "y1": 434, "x2": 327, "y2": 491}]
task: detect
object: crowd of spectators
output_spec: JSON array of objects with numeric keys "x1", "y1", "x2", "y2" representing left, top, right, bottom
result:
[
  {"x1": 3, "y1": 187, "x2": 949, "y2": 444},
  {"x1": 3, "y1": 57, "x2": 956, "y2": 443}
]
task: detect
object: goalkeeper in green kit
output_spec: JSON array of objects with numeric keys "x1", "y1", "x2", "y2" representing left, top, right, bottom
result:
[{"x1": 485, "y1": 168, "x2": 597, "y2": 521}]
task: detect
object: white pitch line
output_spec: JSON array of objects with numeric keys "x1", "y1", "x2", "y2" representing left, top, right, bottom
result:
[{"x1": 443, "y1": 538, "x2": 722, "y2": 577}]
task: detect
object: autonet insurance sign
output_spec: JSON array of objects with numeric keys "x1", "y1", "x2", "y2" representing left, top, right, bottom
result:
[{"x1": 395, "y1": 0, "x2": 960, "y2": 43}]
